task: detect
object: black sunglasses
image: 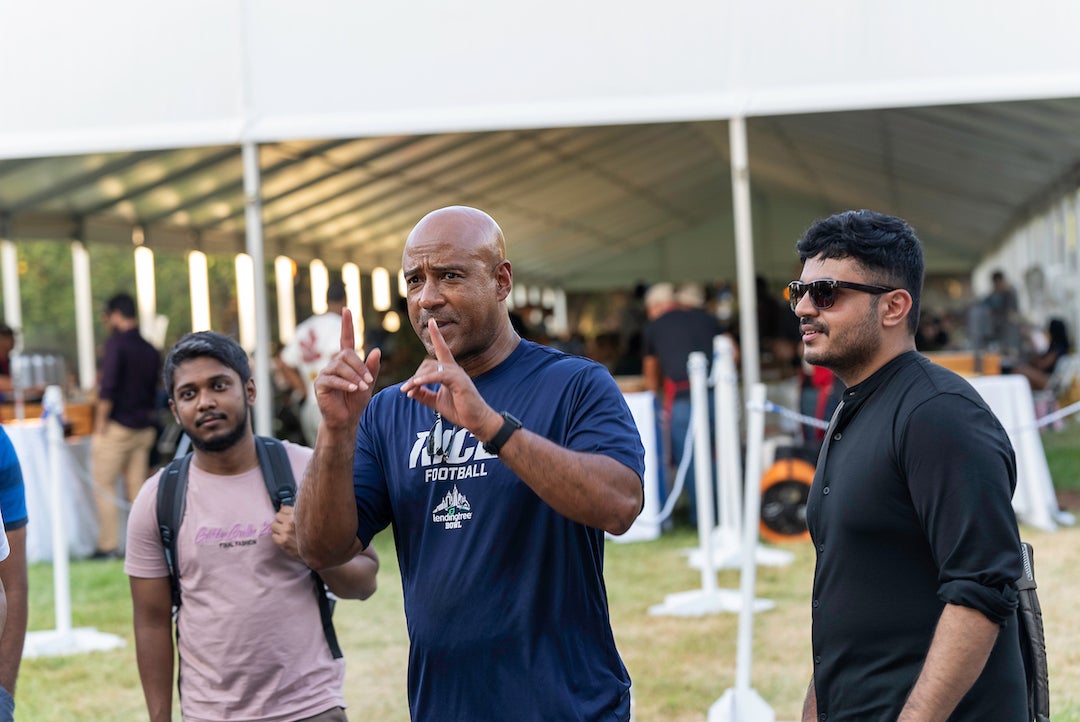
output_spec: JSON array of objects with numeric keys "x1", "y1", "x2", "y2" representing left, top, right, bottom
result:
[{"x1": 787, "y1": 279, "x2": 898, "y2": 312}]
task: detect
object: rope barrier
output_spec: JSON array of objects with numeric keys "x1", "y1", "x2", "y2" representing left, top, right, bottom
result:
[
  {"x1": 636, "y1": 422, "x2": 693, "y2": 526},
  {"x1": 639, "y1": 368, "x2": 1078, "y2": 528},
  {"x1": 753, "y1": 399, "x2": 830, "y2": 431},
  {"x1": 1030, "y1": 398, "x2": 1080, "y2": 430},
  {"x1": 638, "y1": 396, "x2": 830, "y2": 527}
]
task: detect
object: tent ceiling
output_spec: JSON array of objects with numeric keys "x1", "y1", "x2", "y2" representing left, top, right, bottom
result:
[{"x1": 2, "y1": 97, "x2": 1079, "y2": 291}]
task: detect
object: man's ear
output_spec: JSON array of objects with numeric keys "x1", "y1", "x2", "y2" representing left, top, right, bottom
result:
[
  {"x1": 169, "y1": 398, "x2": 180, "y2": 426},
  {"x1": 881, "y1": 289, "x2": 914, "y2": 329},
  {"x1": 246, "y1": 378, "x2": 257, "y2": 406},
  {"x1": 495, "y1": 260, "x2": 513, "y2": 302}
]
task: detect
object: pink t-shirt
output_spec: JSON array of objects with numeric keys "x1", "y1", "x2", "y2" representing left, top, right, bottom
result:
[{"x1": 125, "y1": 442, "x2": 346, "y2": 722}]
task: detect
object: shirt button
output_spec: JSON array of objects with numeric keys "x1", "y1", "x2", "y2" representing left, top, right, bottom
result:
[
  {"x1": 817, "y1": 543, "x2": 825, "y2": 552},
  {"x1": 812, "y1": 599, "x2": 820, "y2": 608},
  {"x1": 833, "y1": 432, "x2": 842, "y2": 440},
  {"x1": 820, "y1": 714, "x2": 827, "y2": 721},
  {"x1": 815, "y1": 655, "x2": 821, "y2": 664},
  {"x1": 822, "y1": 486, "x2": 830, "y2": 495}
]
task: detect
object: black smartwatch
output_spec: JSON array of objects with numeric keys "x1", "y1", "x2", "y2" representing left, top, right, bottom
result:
[{"x1": 483, "y1": 412, "x2": 522, "y2": 456}]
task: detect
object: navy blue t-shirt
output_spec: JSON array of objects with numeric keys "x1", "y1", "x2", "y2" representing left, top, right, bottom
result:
[{"x1": 353, "y1": 340, "x2": 645, "y2": 721}]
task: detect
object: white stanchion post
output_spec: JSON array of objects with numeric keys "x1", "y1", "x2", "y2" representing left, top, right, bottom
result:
[
  {"x1": 710, "y1": 382, "x2": 776, "y2": 722},
  {"x1": 688, "y1": 337, "x2": 793, "y2": 572},
  {"x1": 649, "y1": 353, "x2": 773, "y2": 617},
  {"x1": 715, "y1": 335, "x2": 742, "y2": 554},
  {"x1": 690, "y1": 352, "x2": 718, "y2": 597},
  {"x1": 23, "y1": 386, "x2": 126, "y2": 659},
  {"x1": 45, "y1": 386, "x2": 73, "y2": 635}
]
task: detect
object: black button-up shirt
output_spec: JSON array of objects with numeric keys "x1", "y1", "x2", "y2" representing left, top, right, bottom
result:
[
  {"x1": 99, "y1": 327, "x2": 160, "y2": 429},
  {"x1": 807, "y1": 351, "x2": 1026, "y2": 720}
]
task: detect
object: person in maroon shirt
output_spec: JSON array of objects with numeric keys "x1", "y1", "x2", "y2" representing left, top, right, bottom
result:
[{"x1": 91, "y1": 293, "x2": 161, "y2": 559}]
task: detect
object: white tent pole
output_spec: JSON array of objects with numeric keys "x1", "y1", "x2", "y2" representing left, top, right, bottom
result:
[
  {"x1": 729, "y1": 115, "x2": 760, "y2": 394},
  {"x1": 709, "y1": 382, "x2": 775, "y2": 722},
  {"x1": 735, "y1": 382, "x2": 768, "y2": 692},
  {"x1": 275, "y1": 255, "x2": 297, "y2": 345},
  {"x1": 1, "y1": 236, "x2": 23, "y2": 331},
  {"x1": 71, "y1": 241, "x2": 96, "y2": 393},
  {"x1": 1, "y1": 231, "x2": 25, "y2": 419},
  {"x1": 133, "y1": 235, "x2": 157, "y2": 343},
  {"x1": 242, "y1": 141, "x2": 273, "y2": 437},
  {"x1": 44, "y1": 386, "x2": 73, "y2": 634}
]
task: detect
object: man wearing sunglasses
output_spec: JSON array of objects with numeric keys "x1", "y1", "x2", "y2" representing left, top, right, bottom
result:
[
  {"x1": 794, "y1": 210, "x2": 1025, "y2": 721},
  {"x1": 295, "y1": 206, "x2": 645, "y2": 721}
]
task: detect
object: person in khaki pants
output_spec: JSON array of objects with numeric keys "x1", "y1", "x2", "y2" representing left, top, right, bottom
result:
[{"x1": 91, "y1": 293, "x2": 161, "y2": 559}]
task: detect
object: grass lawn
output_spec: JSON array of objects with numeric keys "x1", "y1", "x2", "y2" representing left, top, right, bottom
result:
[
  {"x1": 1043, "y1": 420, "x2": 1080, "y2": 491},
  {"x1": 17, "y1": 421, "x2": 1080, "y2": 720}
]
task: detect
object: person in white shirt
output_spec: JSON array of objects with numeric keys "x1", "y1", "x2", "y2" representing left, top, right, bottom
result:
[{"x1": 280, "y1": 282, "x2": 348, "y2": 446}]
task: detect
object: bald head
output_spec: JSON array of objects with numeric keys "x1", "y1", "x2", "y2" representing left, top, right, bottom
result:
[
  {"x1": 405, "y1": 205, "x2": 506, "y2": 265},
  {"x1": 401, "y1": 205, "x2": 518, "y2": 375}
]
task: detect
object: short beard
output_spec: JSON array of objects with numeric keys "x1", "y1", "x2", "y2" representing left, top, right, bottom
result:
[
  {"x1": 803, "y1": 301, "x2": 881, "y2": 382},
  {"x1": 188, "y1": 405, "x2": 250, "y2": 453}
]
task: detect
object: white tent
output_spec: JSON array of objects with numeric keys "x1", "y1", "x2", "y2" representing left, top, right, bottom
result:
[{"x1": 4, "y1": 0, "x2": 1080, "y2": 424}]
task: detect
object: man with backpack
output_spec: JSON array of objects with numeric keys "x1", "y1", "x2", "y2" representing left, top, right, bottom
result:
[{"x1": 125, "y1": 331, "x2": 379, "y2": 722}]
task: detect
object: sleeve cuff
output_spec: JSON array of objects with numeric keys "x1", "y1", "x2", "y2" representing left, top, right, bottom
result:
[
  {"x1": 938, "y1": 579, "x2": 1018, "y2": 625},
  {"x1": 3, "y1": 516, "x2": 27, "y2": 532}
]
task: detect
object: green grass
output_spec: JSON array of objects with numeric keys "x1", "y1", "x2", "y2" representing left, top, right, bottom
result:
[
  {"x1": 1043, "y1": 420, "x2": 1080, "y2": 491},
  {"x1": 16, "y1": 427, "x2": 1080, "y2": 720}
]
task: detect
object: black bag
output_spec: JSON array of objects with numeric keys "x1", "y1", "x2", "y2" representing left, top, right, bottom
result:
[
  {"x1": 157, "y1": 435, "x2": 342, "y2": 658},
  {"x1": 1016, "y1": 542, "x2": 1049, "y2": 722}
]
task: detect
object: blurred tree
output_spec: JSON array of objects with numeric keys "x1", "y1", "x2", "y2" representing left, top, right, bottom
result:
[{"x1": 3, "y1": 241, "x2": 261, "y2": 376}]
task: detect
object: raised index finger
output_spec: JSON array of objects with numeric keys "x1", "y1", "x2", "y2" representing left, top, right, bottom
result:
[
  {"x1": 427, "y1": 318, "x2": 455, "y2": 365},
  {"x1": 340, "y1": 307, "x2": 355, "y2": 351}
]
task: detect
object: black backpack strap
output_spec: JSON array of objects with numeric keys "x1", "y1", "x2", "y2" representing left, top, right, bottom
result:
[
  {"x1": 309, "y1": 573, "x2": 343, "y2": 659},
  {"x1": 255, "y1": 436, "x2": 297, "y2": 510},
  {"x1": 1017, "y1": 541, "x2": 1050, "y2": 722},
  {"x1": 157, "y1": 454, "x2": 192, "y2": 613},
  {"x1": 253, "y1": 436, "x2": 343, "y2": 659}
]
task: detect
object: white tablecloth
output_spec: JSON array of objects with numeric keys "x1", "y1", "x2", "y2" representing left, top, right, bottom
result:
[
  {"x1": 967, "y1": 375, "x2": 1063, "y2": 532},
  {"x1": 5, "y1": 420, "x2": 99, "y2": 562},
  {"x1": 607, "y1": 391, "x2": 662, "y2": 543}
]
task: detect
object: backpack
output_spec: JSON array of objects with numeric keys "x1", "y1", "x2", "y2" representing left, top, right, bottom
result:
[
  {"x1": 157, "y1": 435, "x2": 342, "y2": 659},
  {"x1": 1017, "y1": 542, "x2": 1049, "y2": 722}
]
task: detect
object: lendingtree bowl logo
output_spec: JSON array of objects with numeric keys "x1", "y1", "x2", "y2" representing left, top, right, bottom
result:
[{"x1": 432, "y1": 485, "x2": 473, "y2": 529}]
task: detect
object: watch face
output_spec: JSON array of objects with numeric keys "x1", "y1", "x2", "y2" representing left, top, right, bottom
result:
[{"x1": 484, "y1": 412, "x2": 522, "y2": 455}]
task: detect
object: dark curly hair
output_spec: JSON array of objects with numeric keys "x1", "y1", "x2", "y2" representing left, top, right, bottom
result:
[
  {"x1": 162, "y1": 331, "x2": 250, "y2": 400},
  {"x1": 796, "y1": 209, "x2": 924, "y2": 334}
]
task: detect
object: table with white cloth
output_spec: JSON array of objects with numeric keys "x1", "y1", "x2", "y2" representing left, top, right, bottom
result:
[
  {"x1": 607, "y1": 391, "x2": 662, "y2": 543},
  {"x1": 4, "y1": 419, "x2": 99, "y2": 562},
  {"x1": 967, "y1": 374, "x2": 1068, "y2": 532}
]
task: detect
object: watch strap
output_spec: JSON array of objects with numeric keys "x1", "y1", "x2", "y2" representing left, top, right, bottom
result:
[{"x1": 483, "y1": 412, "x2": 522, "y2": 456}]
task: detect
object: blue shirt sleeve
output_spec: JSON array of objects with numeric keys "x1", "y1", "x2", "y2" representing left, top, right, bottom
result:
[
  {"x1": 563, "y1": 363, "x2": 646, "y2": 481},
  {"x1": 0, "y1": 427, "x2": 28, "y2": 530}
]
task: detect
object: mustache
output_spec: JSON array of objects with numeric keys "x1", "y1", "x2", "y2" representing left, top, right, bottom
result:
[
  {"x1": 195, "y1": 412, "x2": 227, "y2": 427},
  {"x1": 800, "y1": 322, "x2": 826, "y2": 335},
  {"x1": 419, "y1": 315, "x2": 455, "y2": 329}
]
